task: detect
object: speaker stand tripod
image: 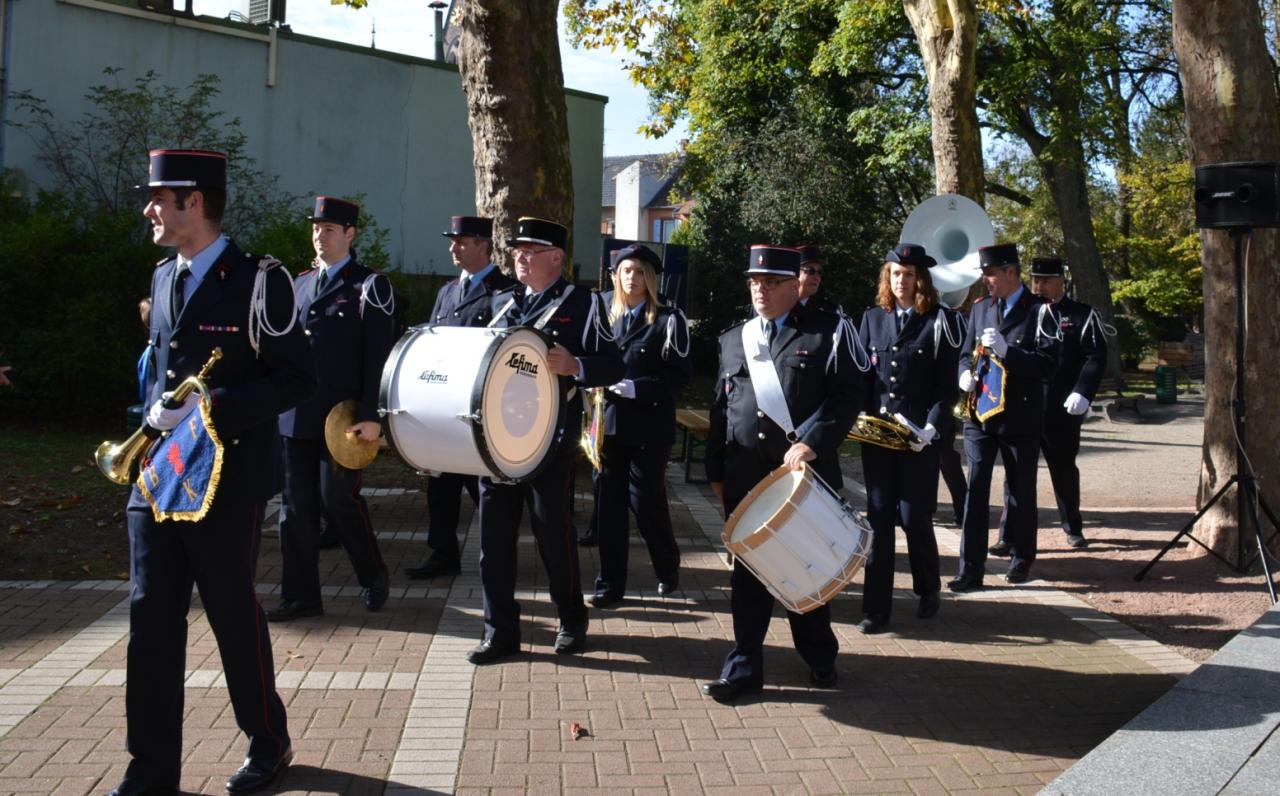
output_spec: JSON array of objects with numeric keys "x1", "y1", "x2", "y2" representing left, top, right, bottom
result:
[{"x1": 1134, "y1": 228, "x2": 1279, "y2": 603}]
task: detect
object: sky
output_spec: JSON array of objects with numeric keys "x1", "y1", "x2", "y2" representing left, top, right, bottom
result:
[{"x1": 193, "y1": 0, "x2": 686, "y2": 157}]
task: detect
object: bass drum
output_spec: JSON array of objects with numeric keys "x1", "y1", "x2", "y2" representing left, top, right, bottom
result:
[{"x1": 379, "y1": 325, "x2": 565, "y2": 482}]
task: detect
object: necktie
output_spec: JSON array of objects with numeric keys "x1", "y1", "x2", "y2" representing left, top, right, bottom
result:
[
  {"x1": 460, "y1": 274, "x2": 472, "y2": 298},
  {"x1": 896, "y1": 311, "x2": 906, "y2": 334},
  {"x1": 997, "y1": 297, "x2": 1007, "y2": 319},
  {"x1": 171, "y1": 261, "x2": 191, "y2": 319},
  {"x1": 622, "y1": 312, "x2": 633, "y2": 337},
  {"x1": 317, "y1": 267, "x2": 329, "y2": 295},
  {"x1": 764, "y1": 318, "x2": 776, "y2": 346}
]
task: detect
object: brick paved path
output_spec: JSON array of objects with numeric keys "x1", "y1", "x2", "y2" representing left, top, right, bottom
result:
[{"x1": 0, "y1": 472, "x2": 1190, "y2": 794}]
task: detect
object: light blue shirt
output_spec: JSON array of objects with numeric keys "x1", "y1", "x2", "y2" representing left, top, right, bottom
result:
[
  {"x1": 175, "y1": 234, "x2": 230, "y2": 305},
  {"x1": 999, "y1": 285, "x2": 1025, "y2": 318},
  {"x1": 319, "y1": 254, "x2": 352, "y2": 284},
  {"x1": 463, "y1": 263, "x2": 497, "y2": 297},
  {"x1": 761, "y1": 314, "x2": 786, "y2": 338}
]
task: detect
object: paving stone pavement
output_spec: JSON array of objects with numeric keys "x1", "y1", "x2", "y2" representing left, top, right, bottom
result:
[{"x1": 0, "y1": 469, "x2": 1192, "y2": 795}]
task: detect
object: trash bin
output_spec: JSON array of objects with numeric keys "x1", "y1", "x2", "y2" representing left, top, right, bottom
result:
[
  {"x1": 1155, "y1": 365, "x2": 1178, "y2": 404},
  {"x1": 126, "y1": 403, "x2": 144, "y2": 432}
]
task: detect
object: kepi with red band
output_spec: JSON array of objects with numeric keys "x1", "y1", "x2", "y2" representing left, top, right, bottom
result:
[{"x1": 310, "y1": 196, "x2": 360, "y2": 228}]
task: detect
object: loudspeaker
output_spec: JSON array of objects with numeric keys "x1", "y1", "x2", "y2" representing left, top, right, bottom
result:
[{"x1": 1194, "y1": 161, "x2": 1280, "y2": 229}]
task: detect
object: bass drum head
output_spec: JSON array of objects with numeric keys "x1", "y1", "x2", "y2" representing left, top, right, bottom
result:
[{"x1": 475, "y1": 328, "x2": 562, "y2": 480}]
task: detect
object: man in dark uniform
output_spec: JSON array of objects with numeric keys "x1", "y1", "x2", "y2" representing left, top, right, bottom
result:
[
  {"x1": 114, "y1": 149, "x2": 315, "y2": 796},
  {"x1": 991, "y1": 257, "x2": 1106, "y2": 552},
  {"x1": 949, "y1": 243, "x2": 1060, "y2": 591},
  {"x1": 270, "y1": 197, "x2": 394, "y2": 621},
  {"x1": 405, "y1": 215, "x2": 516, "y2": 579},
  {"x1": 856, "y1": 244, "x2": 960, "y2": 633},
  {"x1": 466, "y1": 217, "x2": 625, "y2": 665},
  {"x1": 701, "y1": 245, "x2": 860, "y2": 702},
  {"x1": 796, "y1": 244, "x2": 840, "y2": 314}
]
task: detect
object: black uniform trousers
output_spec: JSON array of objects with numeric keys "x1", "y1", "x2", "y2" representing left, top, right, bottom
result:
[
  {"x1": 959, "y1": 423, "x2": 1040, "y2": 577},
  {"x1": 279, "y1": 436, "x2": 384, "y2": 605},
  {"x1": 939, "y1": 423, "x2": 968, "y2": 523},
  {"x1": 718, "y1": 482, "x2": 838, "y2": 688},
  {"x1": 998, "y1": 408, "x2": 1085, "y2": 540},
  {"x1": 595, "y1": 437, "x2": 680, "y2": 596},
  {"x1": 124, "y1": 499, "x2": 288, "y2": 787},
  {"x1": 477, "y1": 442, "x2": 587, "y2": 645},
  {"x1": 861, "y1": 443, "x2": 942, "y2": 619},
  {"x1": 425, "y1": 472, "x2": 479, "y2": 558}
]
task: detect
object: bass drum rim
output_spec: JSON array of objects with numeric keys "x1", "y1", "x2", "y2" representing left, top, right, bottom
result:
[
  {"x1": 468, "y1": 326, "x2": 567, "y2": 483},
  {"x1": 378, "y1": 324, "x2": 428, "y2": 470}
]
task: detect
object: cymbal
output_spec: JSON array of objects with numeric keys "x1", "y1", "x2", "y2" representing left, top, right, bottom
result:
[{"x1": 324, "y1": 400, "x2": 380, "y2": 470}]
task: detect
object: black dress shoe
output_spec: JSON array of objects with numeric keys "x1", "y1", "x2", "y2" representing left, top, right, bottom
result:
[
  {"x1": 405, "y1": 553, "x2": 461, "y2": 579},
  {"x1": 988, "y1": 540, "x2": 1012, "y2": 557},
  {"x1": 225, "y1": 746, "x2": 293, "y2": 793},
  {"x1": 554, "y1": 625, "x2": 587, "y2": 655},
  {"x1": 809, "y1": 667, "x2": 838, "y2": 688},
  {"x1": 947, "y1": 573, "x2": 984, "y2": 593},
  {"x1": 266, "y1": 600, "x2": 324, "y2": 622},
  {"x1": 589, "y1": 590, "x2": 624, "y2": 608},
  {"x1": 1066, "y1": 533, "x2": 1088, "y2": 548},
  {"x1": 363, "y1": 564, "x2": 390, "y2": 612},
  {"x1": 701, "y1": 678, "x2": 762, "y2": 703},
  {"x1": 656, "y1": 573, "x2": 680, "y2": 596},
  {"x1": 106, "y1": 781, "x2": 176, "y2": 796},
  {"x1": 466, "y1": 638, "x2": 520, "y2": 665},
  {"x1": 856, "y1": 615, "x2": 888, "y2": 635},
  {"x1": 917, "y1": 591, "x2": 941, "y2": 619},
  {"x1": 578, "y1": 528, "x2": 599, "y2": 547},
  {"x1": 1004, "y1": 566, "x2": 1031, "y2": 584}
]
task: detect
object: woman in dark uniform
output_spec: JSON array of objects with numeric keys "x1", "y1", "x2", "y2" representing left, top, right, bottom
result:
[
  {"x1": 856, "y1": 243, "x2": 961, "y2": 633},
  {"x1": 589, "y1": 244, "x2": 691, "y2": 607}
]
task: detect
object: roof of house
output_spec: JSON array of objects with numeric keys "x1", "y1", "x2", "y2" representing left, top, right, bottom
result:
[{"x1": 602, "y1": 154, "x2": 683, "y2": 208}]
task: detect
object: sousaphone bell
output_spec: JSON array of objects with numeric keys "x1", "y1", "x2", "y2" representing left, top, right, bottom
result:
[{"x1": 899, "y1": 194, "x2": 994, "y2": 308}]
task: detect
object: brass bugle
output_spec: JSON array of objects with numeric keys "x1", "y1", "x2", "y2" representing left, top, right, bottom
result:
[
  {"x1": 580, "y1": 386, "x2": 605, "y2": 471},
  {"x1": 95, "y1": 348, "x2": 223, "y2": 485},
  {"x1": 847, "y1": 412, "x2": 916, "y2": 451},
  {"x1": 954, "y1": 342, "x2": 985, "y2": 421}
]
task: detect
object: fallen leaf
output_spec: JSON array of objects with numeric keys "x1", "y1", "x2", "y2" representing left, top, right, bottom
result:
[
  {"x1": 115, "y1": 571, "x2": 129, "y2": 580},
  {"x1": 0, "y1": 498, "x2": 20, "y2": 507},
  {"x1": 70, "y1": 465, "x2": 85, "y2": 474}
]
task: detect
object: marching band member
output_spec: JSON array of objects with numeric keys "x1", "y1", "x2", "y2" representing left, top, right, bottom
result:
[
  {"x1": 590, "y1": 243, "x2": 691, "y2": 607},
  {"x1": 466, "y1": 217, "x2": 625, "y2": 664},
  {"x1": 271, "y1": 197, "x2": 395, "y2": 621},
  {"x1": 992, "y1": 257, "x2": 1106, "y2": 552},
  {"x1": 114, "y1": 150, "x2": 314, "y2": 795},
  {"x1": 405, "y1": 215, "x2": 515, "y2": 579},
  {"x1": 949, "y1": 243, "x2": 1060, "y2": 591},
  {"x1": 856, "y1": 244, "x2": 960, "y2": 633},
  {"x1": 702, "y1": 245, "x2": 860, "y2": 702},
  {"x1": 796, "y1": 244, "x2": 840, "y2": 314}
]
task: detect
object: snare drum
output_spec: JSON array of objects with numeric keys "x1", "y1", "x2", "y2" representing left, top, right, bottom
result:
[
  {"x1": 722, "y1": 464, "x2": 872, "y2": 614},
  {"x1": 379, "y1": 325, "x2": 565, "y2": 481}
]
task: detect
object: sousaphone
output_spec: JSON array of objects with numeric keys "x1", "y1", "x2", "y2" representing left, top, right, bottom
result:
[{"x1": 899, "y1": 194, "x2": 994, "y2": 308}]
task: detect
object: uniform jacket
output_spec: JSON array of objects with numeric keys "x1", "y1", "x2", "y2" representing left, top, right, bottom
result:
[
  {"x1": 136, "y1": 240, "x2": 316, "y2": 506},
  {"x1": 278, "y1": 255, "x2": 395, "y2": 440},
  {"x1": 802, "y1": 295, "x2": 841, "y2": 315},
  {"x1": 1046, "y1": 295, "x2": 1106, "y2": 407},
  {"x1": 706, "y1": 303, "x2": 861, "y2": 501},
  {"x1": 429, "y1": 266, "x2": 517, "y2": 327},
  {"x1": 958, "y1": 286, "x2": 1060, "y2": 437},
  {"x1": 489, "y1": 277, "x2": 626, "y2": 449},
  {"x1": 602, "y1": 303, "x2": 692, "y2": 447},
  {"x1": 858, "y1": 305, "x2": 961, "y2": 437}
]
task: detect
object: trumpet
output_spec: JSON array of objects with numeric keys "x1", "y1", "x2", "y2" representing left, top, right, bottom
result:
[
  {"x1": 847, "y1": 412, "x2": 917, "y2": 451},
  {"x1": 580, "y1": 386, "x2": 605, "y2": 471},
  {"x1": 96, "y1": 348, "x2": 222, "y2": 485}
]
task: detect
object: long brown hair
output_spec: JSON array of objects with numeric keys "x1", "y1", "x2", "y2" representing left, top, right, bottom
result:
[{"x1": 875, "y1": 261, "x2": 939, "y2": 315}]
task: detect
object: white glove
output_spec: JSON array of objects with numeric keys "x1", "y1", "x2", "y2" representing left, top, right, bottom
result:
[
  {"x1": 959, "y1": 370, "x2": 976, "y2": 393},
  {"x1": 147, "y1": 392, "x2": 199, "y2": 431},
  {"x1": 607, "y1": 379, "x2": 636, "y2": 399},
  {"x1": 1064, "y1": 392, "x2": 1090, "y2": 416},
  {"x1": 981, "y1": 327, "x2": 1009, "y2": 357},
  {"x1": 907, "y1": 423, "x2": 938, "y2": 453}
]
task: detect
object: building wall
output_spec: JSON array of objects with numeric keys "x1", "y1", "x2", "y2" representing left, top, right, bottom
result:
[{"x1": 0, "y1": 0, "x2": 606, "y2": 276}]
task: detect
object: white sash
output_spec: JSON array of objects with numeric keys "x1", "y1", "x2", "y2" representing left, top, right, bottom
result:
[{"x1": 741, "y1": 318, "x2": 797, "y2": 441}]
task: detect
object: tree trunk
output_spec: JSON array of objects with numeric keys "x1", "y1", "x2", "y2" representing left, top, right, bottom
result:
[
  {"x1": 1172, "y1": 0, "x2": 1280, "y2": 560},
  {"x1": 902, "y1": 0, "x2": 984, "y2": 203},
  {"x1": 458, "y1": 0, "x2": 575, "y2": 266}
]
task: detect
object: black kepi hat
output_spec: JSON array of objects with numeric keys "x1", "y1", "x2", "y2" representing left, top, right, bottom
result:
[
  {"x1": 978, "y1": 242, "x2": 1020, "y2": 269},
  {"x1": 886, "y1": 242, "x2": 937, "y2": 268},
  {"x1": 442, "y1": 215, "x2": 493, "y2": 239},
  {"x1": 609, "y1": 243, "x2": 663, "y2": 274},
  {"x1": 144, "y1": 149, "x2": 226, "y2": 190},
  {"x1": 1030, "y1": 257, "x2": 1065, "y2": 277},
  {"x1": 513, "y1": 217, "x2": 568, "y2": 250},
  {"x1": 796, "y1": 245, "x2": 824, "y2": 265},
  {"x1": 310, "y1": 196, "x2": 360, "y2": 228},
  {"x1": 744, "y1": 245, "x2": 801, "y2": 277}
]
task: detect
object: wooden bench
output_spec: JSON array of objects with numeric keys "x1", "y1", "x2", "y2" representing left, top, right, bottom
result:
[
  {"x1": 674, "y1": 408, "x2": 711, "y2": 483},
  {"x1": 1089, "y1": 376, "x2": 1141, "y2": 421}
]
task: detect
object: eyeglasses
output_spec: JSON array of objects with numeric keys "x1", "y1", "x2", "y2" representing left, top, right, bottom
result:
[
  {"x1": 800, "y1": 266, "x2": 823, "y2": 276},
  {"x1": 513, "y1": 247, "x2": 556, "y2": 261},
  {"x1": 747, "y1": 276, "x2": 796, "y2": 291}
]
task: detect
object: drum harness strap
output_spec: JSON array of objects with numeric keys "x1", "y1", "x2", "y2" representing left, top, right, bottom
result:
[
  {"x1": 741, "y1": 319, "x2": 800, "y2": 444},
  {"x1": 490, "y1": 285, "x2": 580, "y2": 401}
]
